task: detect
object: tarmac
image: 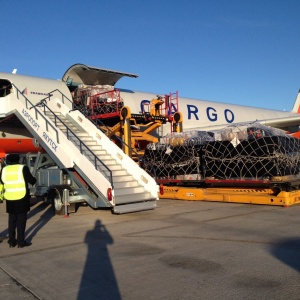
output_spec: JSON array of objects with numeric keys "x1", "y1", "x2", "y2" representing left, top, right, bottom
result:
[{"x1": 0, "y1": 198, "x2": 299, "y2": 300}]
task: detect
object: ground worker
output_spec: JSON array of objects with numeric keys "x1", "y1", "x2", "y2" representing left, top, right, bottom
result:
[{"x1": 0, "y1": 154, "x2": 36, "y2": 248}]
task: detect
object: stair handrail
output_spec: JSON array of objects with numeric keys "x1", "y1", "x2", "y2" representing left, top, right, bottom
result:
[
  {"x1": 43, "y1": 89, "x2": 158, "y2": 180},
  {"x1": 12, "y1": 85, "x2": 114, "y2": 187},
  {"x1": 35, "y1": 100, "x2": 114, "y2": 187},
  {"x1": 12, "y1": 84, "x2": 60, "y2": 143}
]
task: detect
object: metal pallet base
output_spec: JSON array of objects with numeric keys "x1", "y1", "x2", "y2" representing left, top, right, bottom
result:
[{"x1": 159, "y1": 186, "x2": 300, "y2": 207}]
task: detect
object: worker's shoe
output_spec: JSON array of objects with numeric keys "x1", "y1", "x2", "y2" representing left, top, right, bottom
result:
[
  {"x1": 18, "y1": 242, "x2": 31, "y2": 248},
  {"x1": 8, "y1": 241, "x2": 16, "y2": 248}
]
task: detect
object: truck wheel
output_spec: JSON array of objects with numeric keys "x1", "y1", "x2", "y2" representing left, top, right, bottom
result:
[{"x1": 47, "y1": 187, "x2": 65, "y2": 215}]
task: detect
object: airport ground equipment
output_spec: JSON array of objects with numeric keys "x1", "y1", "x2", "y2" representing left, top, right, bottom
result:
[
  {"x1": 158, "y1": 178, "x2": 300, "y2": 207},
  {"x1": 72, "y1": 83, "x2": 182, "y2": 160},
  {"x1": 143, "y1": 122, "x2": 300, "y2": 206},
  {"x1": 0, "y1": 86, "x2": 158, "y2": 214},
  {"x1": 117, "y1": 102, "x2": 183, "y2": 161}
]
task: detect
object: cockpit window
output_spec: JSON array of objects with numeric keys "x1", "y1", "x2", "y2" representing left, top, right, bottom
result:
[{"x1": 0, "y1": 80, "x2": 12, "y2": 97}]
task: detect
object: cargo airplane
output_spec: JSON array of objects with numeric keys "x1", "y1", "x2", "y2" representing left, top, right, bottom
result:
[{"x1": 0, "y1": 63, "x2": 300, "y2": 158}]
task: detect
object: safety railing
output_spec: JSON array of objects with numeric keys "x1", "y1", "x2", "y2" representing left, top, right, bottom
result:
[
  {"x1": 13, "y1": 85, "x2": 114, "y2": 187},
  {"x1": 36, "y1": 100, "x2": 113, "y2": 187},
  {"x1": 44, "y1": 89, "x2": 157, "y2": 180},
  {"x1": 13, "y1": 84, "x2": 60, "y2": 144}
]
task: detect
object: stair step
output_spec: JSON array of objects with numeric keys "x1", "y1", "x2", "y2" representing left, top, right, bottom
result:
[
  {"x1": 76, "y1": 132, "x2": 92, "y2": 138},
  {"x1": 72, "y1": 139, "x2": 98, "y2": 147},
  {"x1": 81, "y1": 148, "x2": 103, "y2": 156},
  {"x1": 111, "y1": 170, "x2": 129, "y2": 176},
  {"x1": 115, "y1": 192, "x2": 154, "y2": 204},
  {"x1": 90, "y1": 150, "x2": 108, "y2": 156},
  {"x1": 112, "y1": 175, "x2": 133, "y2": 182},
  {"x1": 114, "y1": 180, "x2": 139, "y2": 188},
  {"x1": 58, "y1": 122, "x2": 78, "y2": 128},
  {"x1": 98, "y1": 164, "x2": 122, "y2": 171},
  {"x1": 86, "y1": 145, "x2": 104, "y2": 151},
  {"x1": 113, "y1": 200, "x2": 156, "y2": 214},
  {"x1": 89, "y1": 159, "x2": 118, "y2": 169},
  {"x1": 96, "y1": 154, "x2": 113, "y2": 160},
  {"x1": 98, "y1": 159, "x2": 117, "y2": 165},
  {"x1": 114, "y1": 186, "x2": 145, "y2": 196}
]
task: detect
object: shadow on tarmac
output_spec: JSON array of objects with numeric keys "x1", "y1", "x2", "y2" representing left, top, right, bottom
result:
[
  {"x1": 270, "y1": 238, "x2": 300, "y2": 273},
  {"x1": 25, "y1": 201, "x2": 54, "y2": 243},
  {"x1": 77, "y1": 219, "x2": 121, "y2": 300},
  {"x1": 0, "y1": 199, "x2": 54, "y2": 241}
]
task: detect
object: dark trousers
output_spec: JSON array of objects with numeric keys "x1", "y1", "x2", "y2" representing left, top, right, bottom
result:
[{"x1": 8, "y1": 212, "x2": 27, "y2": 246}]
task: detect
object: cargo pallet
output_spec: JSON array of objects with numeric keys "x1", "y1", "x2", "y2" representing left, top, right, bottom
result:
[{"x1": 158, "y1": 178, "x2": 300, "y2": 207}]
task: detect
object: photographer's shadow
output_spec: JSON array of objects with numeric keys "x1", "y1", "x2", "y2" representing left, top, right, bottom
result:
[{"x1": 77, "y1": 219, "x2": 121, "y2": 300}]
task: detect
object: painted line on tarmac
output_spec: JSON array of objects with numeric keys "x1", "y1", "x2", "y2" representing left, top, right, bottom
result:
[{"x1": 0, "y1": 265, "x2": 42, "y2": 299}]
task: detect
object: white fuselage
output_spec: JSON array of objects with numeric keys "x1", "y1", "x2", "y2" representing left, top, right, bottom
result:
[
  {"x1": 120, "y1": 90, "x2": 297, "y2": 133},
  {"x1": 0, "y1": 71, "x2": 298, "y2": 142}
]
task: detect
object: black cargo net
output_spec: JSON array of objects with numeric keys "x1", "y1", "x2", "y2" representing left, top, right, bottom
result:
[
  {"x1": 143, "y1": 131, "x2": 213, "y2": 180},
  {"x1": 143, "y1": 122, "x2": 300, "y2": 180}
]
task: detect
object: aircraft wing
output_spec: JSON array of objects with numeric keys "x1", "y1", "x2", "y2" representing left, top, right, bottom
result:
[{"x1": 258, "y1": 115, "x2": 300, "y2": 131}]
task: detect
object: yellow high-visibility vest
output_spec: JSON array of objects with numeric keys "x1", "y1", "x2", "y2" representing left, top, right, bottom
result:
[{"x1": 1, "y1": 165, "x2": 26, "y2": 200}]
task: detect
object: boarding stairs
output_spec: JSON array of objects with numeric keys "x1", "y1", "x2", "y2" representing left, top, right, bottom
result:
[{"x1": 0, "y1": 87, "x2": 158, "y2": 214}]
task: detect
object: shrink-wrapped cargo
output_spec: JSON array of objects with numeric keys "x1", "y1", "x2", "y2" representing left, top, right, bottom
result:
[{"x1": 142, "y1": 122, "x2": 300, "y2": 181}]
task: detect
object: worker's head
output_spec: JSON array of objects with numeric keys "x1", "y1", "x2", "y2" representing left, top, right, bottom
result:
[{"x1": 6, "y1": 154, "x2": 20, "y2": 165}]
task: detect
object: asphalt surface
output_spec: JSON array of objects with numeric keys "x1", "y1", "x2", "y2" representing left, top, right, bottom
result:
[{"x1": 0, "y1": 198, "x2": 299, "y2": 300}]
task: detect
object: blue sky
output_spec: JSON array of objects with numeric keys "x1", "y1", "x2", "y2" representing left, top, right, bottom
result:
[{"x1": 1, "y1": 0, "x2": 300, "y2": 111}]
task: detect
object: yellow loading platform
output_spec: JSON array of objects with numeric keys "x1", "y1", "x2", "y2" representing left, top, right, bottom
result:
[{"x1": 159, "y1": 186, "x2": 300, "y2": 207}]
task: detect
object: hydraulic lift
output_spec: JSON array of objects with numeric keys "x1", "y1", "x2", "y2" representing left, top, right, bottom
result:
[{"x1": 98, "y1": 92, "x2": 183, "y2": 161}]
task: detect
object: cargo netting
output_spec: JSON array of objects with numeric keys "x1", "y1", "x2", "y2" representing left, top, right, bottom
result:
[
  {"x1": 142, "y1": 122, "x2": 300, "y2": 180},
  {"x1": 73, "y1": 84, "x2": 124, "y2": 115}
]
